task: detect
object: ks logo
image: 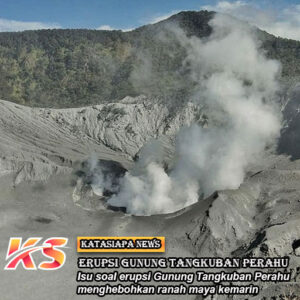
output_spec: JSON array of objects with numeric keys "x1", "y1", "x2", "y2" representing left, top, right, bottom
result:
[{"x1": 4, "y1": 237, "x2": 68, "y2": 270}]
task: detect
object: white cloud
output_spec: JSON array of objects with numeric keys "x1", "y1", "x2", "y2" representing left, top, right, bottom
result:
[
  {"x1": 97, "y1": 25, "x2": 134, "y2": 32},
  {"x1": 98, "y1": 10, "x2": 181, "y2": 32},
  {"x1": 121, "y1": 28, "x2": 134, "y2": 32},
  {"x1": 0, "y1": 18, "x2": 61, "y2": 32},
  {"x1": 97, "y1": 25, "x2": 115, "y2": 30},
  {"x1": 148, "y1": 10, "x2": 179, "y2": 24},
  {"x1": 203, "y1": 1, "x2": 245, "y2": 12},
  {"x1": 202, "y1": 1, "x2": 300, "y2": 41}
]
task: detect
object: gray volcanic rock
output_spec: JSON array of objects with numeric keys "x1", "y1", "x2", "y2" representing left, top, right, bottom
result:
[
  {"x1": 0, "y1": 96, "x2": 203, "y2": 185},
  {"x1": 1, "y1": 91, "x2": 300, "y2": 299},
  {"x1": 278, "y1": 83, "x2": 300, "y2": 160},
  {"x1": 1, "y1": 155, "x2": 300, "y2": 299}
]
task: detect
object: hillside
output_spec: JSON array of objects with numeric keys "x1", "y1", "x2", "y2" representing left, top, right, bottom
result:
[
  {"x1": 1, "y1": 11, "x2": 300, "y2": 299},
  {"x1": 0, "y1": 10, "x2": 299, "y2": 107},
  {"x1": 0, "y1": 96, "x2": 204, "y2": 184},
  {"x1": 1, "y1": 98, "x2": 300, "y2": 299}
]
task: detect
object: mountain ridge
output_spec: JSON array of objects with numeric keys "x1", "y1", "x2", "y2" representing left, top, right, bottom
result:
[{"x1": 0, "y1": 10, "x2": 299, "y2": 107}]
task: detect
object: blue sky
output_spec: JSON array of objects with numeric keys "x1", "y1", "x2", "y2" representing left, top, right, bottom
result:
[
  {"x1": 0, "y1": 0, "x2": 299, "y2": 40},
  {"x1": 2, "y1": 0, "x2": 212, "y2": 29}
]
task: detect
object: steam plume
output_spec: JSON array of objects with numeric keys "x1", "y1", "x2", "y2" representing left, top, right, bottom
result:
[{"x1": 106, "y1": 14, "x2": 281, "y2": 215}]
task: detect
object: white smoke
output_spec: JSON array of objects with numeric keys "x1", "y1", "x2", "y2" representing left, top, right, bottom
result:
[
  {"x1": 202, "y1": 1, "x2": 300, "y2": 41},
  {"x1": 107, "y1": 14, "x2": 282, "y2": 215},
  {"x1": 87, "y1": 154, "x2": 116, "y2": 197}
]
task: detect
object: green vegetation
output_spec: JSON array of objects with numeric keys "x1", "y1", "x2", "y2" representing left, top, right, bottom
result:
[{"x1": 0, "y1": 11, "x2": 299, "y2": 108}]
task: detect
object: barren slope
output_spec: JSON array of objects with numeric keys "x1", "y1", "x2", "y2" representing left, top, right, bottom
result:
[{"x1": 0, "y1": 96, "x2": 203, "y2": 185}]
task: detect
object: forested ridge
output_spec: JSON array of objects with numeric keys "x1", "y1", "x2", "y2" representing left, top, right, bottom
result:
[{"x1": 0, "y1": 11, "x2": 299, "y2": 107}]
